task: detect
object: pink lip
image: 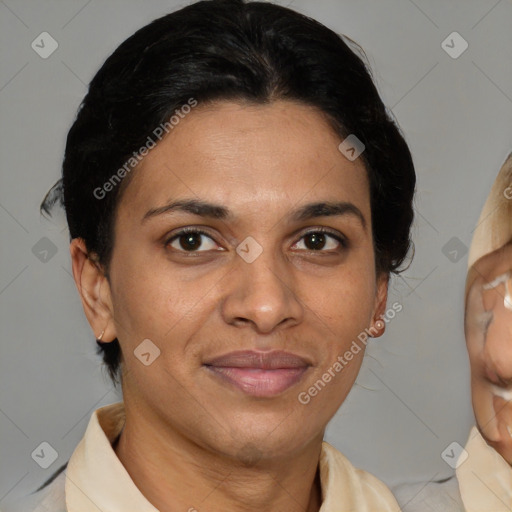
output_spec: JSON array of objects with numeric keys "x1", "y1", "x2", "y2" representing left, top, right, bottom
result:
[{"x1": 203, "y1": 350, "x2": 311, "y2": 397}]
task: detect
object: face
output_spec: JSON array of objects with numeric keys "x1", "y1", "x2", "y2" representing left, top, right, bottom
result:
[
  {"x1": 75, "y1": 100, "x2": 388, "y2": 463},
  {"x1": 465, "y1": 241, "x2": 512, "y2": 463}
]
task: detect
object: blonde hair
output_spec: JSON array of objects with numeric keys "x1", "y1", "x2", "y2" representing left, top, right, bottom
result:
[{"x1": 468, "y1": 153, "x2": 512, "y2": 269}]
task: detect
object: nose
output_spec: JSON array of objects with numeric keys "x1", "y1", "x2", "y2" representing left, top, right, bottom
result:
[{"x1": 220, "y1": 246, "x2": 304, "y2": 334}]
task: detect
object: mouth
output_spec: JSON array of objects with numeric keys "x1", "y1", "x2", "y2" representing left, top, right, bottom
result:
[{"x1": 203, "y1": 350, "x2": 311, "y2": 398}]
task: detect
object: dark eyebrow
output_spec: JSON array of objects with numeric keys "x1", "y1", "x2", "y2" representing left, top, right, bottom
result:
[
  {"x1": 142, "y1": 199, "x2": 366, "y2": 229},
  {"x1": 142, "y1": 199, "x2": 231, "y2": 223},
  {"x1": 291, "y1": 201, "x2": 366, "y2": 229}
]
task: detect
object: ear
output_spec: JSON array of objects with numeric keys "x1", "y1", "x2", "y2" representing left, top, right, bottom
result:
[
  {"x1": 370, "y1": 272, "x2": 389, "y2": 338},
  {"x1": 70, "y1": 238, "x2": 117, "y2": 342}
]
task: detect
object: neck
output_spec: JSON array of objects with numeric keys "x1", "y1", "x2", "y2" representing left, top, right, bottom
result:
[{"x1": 114, "y1": 401, "x2": 324, "y2": 512}]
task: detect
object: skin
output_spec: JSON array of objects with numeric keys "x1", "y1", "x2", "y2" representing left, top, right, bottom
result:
[
  {"x1": 465, "y1": 241, "x2": 512, "y2": 464},
  {"x1": 70, "y1": 100, "x2": 389, "y2": 512}
]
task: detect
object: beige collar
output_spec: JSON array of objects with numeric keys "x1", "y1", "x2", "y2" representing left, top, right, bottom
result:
[
  {"x1": 456, "y1": 426, "x2": 512, "y2": 512},
  {"x1": 64, "y1": 401, "x2": 399, "y2": 511}
]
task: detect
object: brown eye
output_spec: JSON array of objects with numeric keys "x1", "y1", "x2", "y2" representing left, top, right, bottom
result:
[
  {"x1": 304, "y1": 232, "x2": 327, "y2": 250},
  {"x1": 166, "y1": 229, "x2": 219, "y2": 252},
  {"x1": 292, "y1": 230, "x2": 346, "y2": 252}
]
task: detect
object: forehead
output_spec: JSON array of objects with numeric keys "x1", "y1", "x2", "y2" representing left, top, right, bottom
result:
[{"x1": 117, "y1": 100, "x2": 370, "y2": 223}]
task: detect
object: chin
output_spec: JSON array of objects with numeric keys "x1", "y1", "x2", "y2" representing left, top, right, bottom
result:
[{"x1": 214, "y1": 423, "x2": 317, "y2": 462}]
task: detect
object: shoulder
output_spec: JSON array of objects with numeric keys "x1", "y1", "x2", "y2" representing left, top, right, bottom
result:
[
  {"x1": 392, "y1": 476, "x2": 465, "y2": 512},
  {"x1": 3, "y1": 469, "x2": 67, "y2": 512}
]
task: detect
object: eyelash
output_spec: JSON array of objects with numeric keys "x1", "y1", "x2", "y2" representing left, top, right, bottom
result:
[{"x1": 164, "y1": 226, "x2": 348, "y2": 254}]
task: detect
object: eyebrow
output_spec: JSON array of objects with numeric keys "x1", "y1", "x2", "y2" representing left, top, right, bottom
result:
[{"x1": 142, "y1": 199, "x2": 366, "y2": 229}]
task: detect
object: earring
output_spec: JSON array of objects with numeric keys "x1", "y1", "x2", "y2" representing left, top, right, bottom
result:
[
  {"x1": 369, "y1": 319, "x2": 385, "y2": 337},
  {"x1": 374, "y1": 320, "x2": 385, "y2": 331},
  {"x1": 97, "y1": 330, "x2": 105, "y2": 341}
]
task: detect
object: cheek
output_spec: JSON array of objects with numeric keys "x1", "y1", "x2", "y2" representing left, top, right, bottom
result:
[
  {"x1": 108, "y1": 256, "x2": 202, "y2": 350},
  {"x1": 317, "y1": 265, "x2": 376, "y2": 326},
  {"x1": 302, "y1": 269, "x2": 376, "y2": 380}
]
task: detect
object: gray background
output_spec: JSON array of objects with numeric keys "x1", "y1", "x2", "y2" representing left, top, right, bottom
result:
[{"x1": 1, "y1": 0, "x2": 511, "y2": 507}]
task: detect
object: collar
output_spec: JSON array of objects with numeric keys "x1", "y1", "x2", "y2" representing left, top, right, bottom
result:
[
  {"x1": 65, "y1": 402, "x2": 157, "y2": 511},
  {"x1": 65, "y1": 401, "x2": 399, "y2": 511},
  {"x1": 456, "y1": 425, "x2": 512, "y2": 512}
]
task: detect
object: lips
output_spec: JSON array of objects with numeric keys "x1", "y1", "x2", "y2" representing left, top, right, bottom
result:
[{"x1": 203, "y1": 350, "x2": 311, "y2": 397}]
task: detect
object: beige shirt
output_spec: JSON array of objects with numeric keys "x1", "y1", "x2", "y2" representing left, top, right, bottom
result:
[
  {"x1": 457, "y1": 426, "x2": 512, "y2": 512},
  {"x1": 5, "y1": 401, "x2": 400, "y2": 512},
  {"x1": 393, "y1": 426, "x2": 512, "y2": 511}
]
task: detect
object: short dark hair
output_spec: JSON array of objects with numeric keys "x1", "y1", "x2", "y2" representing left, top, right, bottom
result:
[{"x1": 43, "y1": 0, "x2": 415, "y2": 386}]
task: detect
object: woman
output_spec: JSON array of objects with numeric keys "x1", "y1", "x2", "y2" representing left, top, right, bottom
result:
[
  {"x1": 9, "y1": 0, "x2": 415, "y2": 510},
  {"x1": 461, "y1": 152, "x2": 512, "y2": 511},
  {"x1": 394, "y1": 153, "x2": 512, "y2": 511}
]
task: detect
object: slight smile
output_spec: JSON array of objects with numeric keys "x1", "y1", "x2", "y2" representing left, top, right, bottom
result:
[{"x1": 203, "y1": 350, "x2": 312, "y2": 398}]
